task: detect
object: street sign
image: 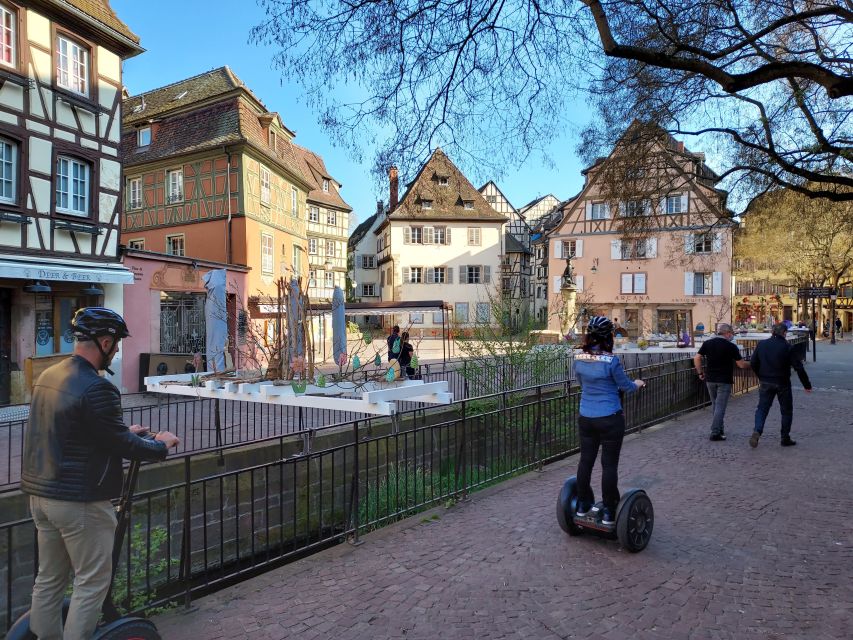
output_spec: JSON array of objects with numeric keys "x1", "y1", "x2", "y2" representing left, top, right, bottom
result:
[{"x1": 797, "y1": 287, "x2": 834, "y2": 298}]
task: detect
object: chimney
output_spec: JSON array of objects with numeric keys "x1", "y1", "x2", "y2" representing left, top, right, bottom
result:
[
  {"x1": 389, "y1": 166, "x2": 399, "y2": 212},
  {"x1": 376, "y1": 199, "x2": 384, "y2": 215},
  {"x1": 676, "y1": 141, "x2": 685, "y2": 153}
]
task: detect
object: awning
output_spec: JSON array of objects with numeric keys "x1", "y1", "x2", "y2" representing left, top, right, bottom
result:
[
  {"x1": 0, "y1": 256, "x2": 134, "y2": 284},
  {"x1": 250, "y1": 298, "x2": 451, "y2": 318}
]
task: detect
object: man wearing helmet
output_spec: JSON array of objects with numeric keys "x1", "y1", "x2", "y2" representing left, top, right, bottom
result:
[
  {"x1": 21, "y1": 307, "x2": 180, "y2": 640},
  {"x1": 573, "y1": 316, "x2": 645, "y2": 525}
]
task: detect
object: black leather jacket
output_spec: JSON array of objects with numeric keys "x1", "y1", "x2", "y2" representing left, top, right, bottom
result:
[{"x1": 22, "y1": 355, "x2": 168, "y2": 501}]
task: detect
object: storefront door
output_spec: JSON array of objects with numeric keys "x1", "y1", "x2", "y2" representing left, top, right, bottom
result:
[{"x1": 0, "y1": 289, "x2": 11, "y2": 405}]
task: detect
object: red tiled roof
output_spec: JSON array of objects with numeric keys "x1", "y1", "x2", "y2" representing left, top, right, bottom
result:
[{"x1": 292, "y1": 144, "x2": 352, "y2": 212}]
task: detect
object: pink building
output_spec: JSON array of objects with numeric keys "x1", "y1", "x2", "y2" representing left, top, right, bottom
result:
[
  {"x1": 121, "y1": 250, "x2": 249, "y2": 393},
  {"x1": 547, "y1": 129, "x2": 734, "y2": 338}
]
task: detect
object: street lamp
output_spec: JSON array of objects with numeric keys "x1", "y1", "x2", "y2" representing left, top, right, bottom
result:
[{"x1": 830, "y1": 292, "x2": 838, "y2": 345}]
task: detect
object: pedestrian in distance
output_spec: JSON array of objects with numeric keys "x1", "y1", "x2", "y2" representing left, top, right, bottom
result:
[
  {"x1": 397, "y1": 331, "x2": 416, "y2": 378},
  {"x1": 386, "y1": 325, "x2": 401, "y2": 362},
  {"x1": 21, "y1": 308, "x2": 181, "y2": 640},
  {"x1": 693, "y1": 323, "x2": 752, "y2": 441},
  {"x1": 835, "y1": 317, "x2": 843, "y2": 338},
  {"x1": 573, "y1": 316, "x2": 645, "y2": 525},
  {"x1": 749, "y1": 322, "x2": 812, "y2": 448}
]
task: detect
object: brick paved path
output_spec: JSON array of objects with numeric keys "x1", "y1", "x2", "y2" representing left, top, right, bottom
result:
[{"x1": 155, "y1": 356, "x2": 853, "y2": 639}]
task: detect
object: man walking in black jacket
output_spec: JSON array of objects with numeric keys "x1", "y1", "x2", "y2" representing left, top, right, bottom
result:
[
  {"x1": 22, "y1": 308, "x2": 180, "y2": 640},
  {"x1": 750, "y1": 323, "x2": 812, "y2": 448}
]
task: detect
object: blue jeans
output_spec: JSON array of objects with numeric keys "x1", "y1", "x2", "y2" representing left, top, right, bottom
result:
[
  {"x1": 706, "y1": 382, "x2": 732, "y2": 436},
  {"x1": 754, "y1": 382, "x2": 793, "y2": 438}
]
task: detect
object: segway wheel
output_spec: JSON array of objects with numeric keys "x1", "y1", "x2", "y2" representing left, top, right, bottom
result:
[
  {"x1": 616, "y1": 492, "x2": 654, "y2": 552},
  {"x1": 95, "y1": 618, "x2": 161, "y2": 640},
  {"x1": 556, "y1": 477, "x2": 584, "y2": 537}
]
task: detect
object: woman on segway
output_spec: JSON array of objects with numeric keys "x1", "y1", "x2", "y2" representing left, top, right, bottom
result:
[{"x1": 573, "y1": 316, "x2": 645, "y2": 525}]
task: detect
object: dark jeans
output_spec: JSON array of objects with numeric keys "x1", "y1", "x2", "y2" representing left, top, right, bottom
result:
[
  {"x1": 576, "y1": 411, "x2": 626, "y2": 511},
  {"x1": 754, "y1": 382, "x2": 793, "y2": 437}
]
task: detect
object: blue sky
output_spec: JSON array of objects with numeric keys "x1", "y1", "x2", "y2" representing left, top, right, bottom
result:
[{"x1": 112, "y1": 0, "x2": 590, "y2": 229}]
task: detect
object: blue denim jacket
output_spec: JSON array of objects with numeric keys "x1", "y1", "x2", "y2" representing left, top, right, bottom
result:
[{"x1": 573, "y1": 351, "x2": 638, "y2": 418}]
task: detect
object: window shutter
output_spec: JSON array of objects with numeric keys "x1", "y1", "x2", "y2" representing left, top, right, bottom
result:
[
  {"x1": 604, "y1": 203, "x2": 611, "y2": 218},
  {"x1": 424, "y1": 226, "x2": 434, "y2": 244},
  {"x1": 643, "y1": 199, "x2": 652, "y2": 215},
  {"x1": 445, "y1": 228, "x2": 452, "y2": 244},
  {"x1": 553, "y1": 275, "x2": 562, "y2": 292},
  {"x1": 402, "y1": 266, "x2": 410, "y2": 283},
  {"x1": 684, "y1": 272, "x2": 694, "y2": 295},
  {"x1": 356, "y1": 253, "x2": 362, "y2": 268},
  {"x1": 585, "y1": 201, "x2": 592, "y2": 220},
  {"x1": 680, "y1": 192, "x2": 689, "y2": 212},
  {"x1": 659, "y1": 197, "x2": 666, "y2": 215},
  {"x1": 426, "y1": 267, "x2": 435, "y2": 284},
  {"x1": 646, "y1": 237, "x2": 657, "y2": 258},
  {"x1": 553, "y1": 239, "x2": 562, "y2": 259},
  {"x1": 618, "y1": 201, "x2": 626, "y2": 216},
  {"x1": 447, "y1": 267, "x2": 453, "y2": 283},
  {"x1": 713, "y1": 232, "x2": 723, "y2": 253},
  {"x1": 575, "y1": 239, "x2": 584, "y2": 258},
  {"x1": 684, "y1": 233, "x2": 694, "y2": 254},
  {"x1": 610, "y1": 239, "x2": 621, "y2": 260},
  {"x1": 404, "y1": 227, "x2": 411, "y2": 244},
  {"x1": 635, "y1": 273, "x2": 647, "y2": 294},
  {"x1": 460, "y1": 265, "x2": 467, "y2": 284},
  {"x1": 576, "y1": 275, "x2": 584, "y2": 292},
  {"x1": 621, "y1": 273, "x2": 633, "y2": 294},
  {"x1": 484, "y1": 265, "x2": 491, "y2": 284},
  {"x1": 712, "y1": 271, "x2": 722, "y2": 295}
]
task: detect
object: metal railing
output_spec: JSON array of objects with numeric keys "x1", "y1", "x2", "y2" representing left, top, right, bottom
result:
[{"x1": 2, "y1": 353, "x2": 765, "y2": 630}]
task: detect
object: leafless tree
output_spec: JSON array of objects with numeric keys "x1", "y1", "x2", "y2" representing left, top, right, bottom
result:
[{"x1": 251, "y1": 0, "x2": 852, "y2": 204}]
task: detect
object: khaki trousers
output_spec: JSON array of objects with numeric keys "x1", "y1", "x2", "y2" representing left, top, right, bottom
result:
[{"x1": 29, "y1": 496, "x2": 117, "y2": 640}]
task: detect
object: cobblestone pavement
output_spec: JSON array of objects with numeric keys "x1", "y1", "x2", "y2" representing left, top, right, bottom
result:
[{"x1": 154, "y1": 345, "x2": 853, "y2": 640}]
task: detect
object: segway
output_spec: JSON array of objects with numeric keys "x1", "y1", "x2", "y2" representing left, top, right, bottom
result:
[
  {"x1": 556, "y1": 476, "x2": 654, "y2": 552},
  {"x1": 8, "y1": 455, "x2": 161, "y2": 639}
]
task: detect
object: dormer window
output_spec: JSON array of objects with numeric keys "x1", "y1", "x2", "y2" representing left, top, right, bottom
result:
[
  {"x1": 438, "y1": 176, "x2": 449, "y2": 186},
  {"x1": 322, "y1": 179, "x2": 329, "y2": 192},
  {"x1": 269, "y1": 129, "x2": 277, "y2": 149},
  {"x1": 137, "y1": 126, "x2": 151, "y2": 147},
  {"x1": 422, "y1": 200, "x2": 433, "y2": 210},
  {"x1": 463, "y1": 200, "x2": 474, "y2": 210}
]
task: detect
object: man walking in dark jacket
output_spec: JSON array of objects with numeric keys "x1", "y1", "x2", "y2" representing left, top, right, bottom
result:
[
  {"x1": 749, "y1": 322, "x2": 812, "y2": 448},
  {"x1": 22, "y1": 308, "x2": 180, "y2": 640}
]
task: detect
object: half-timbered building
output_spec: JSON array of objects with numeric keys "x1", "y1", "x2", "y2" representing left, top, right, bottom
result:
[
  {"x1": 121, "y1": 67, "x2": 318, "y2": 362},
  {"x1": 0, "y1": 0, "x2": 140, "y2": 404},
  {"x1": 480, "y1": 180, "x2": 533, "y2": 329},
  {"x1": 371, "y1": 150, "x2": 507, "y2": 332},
  {"x1": 547, "y1": 127, "x2": 735, "y2": 338}
]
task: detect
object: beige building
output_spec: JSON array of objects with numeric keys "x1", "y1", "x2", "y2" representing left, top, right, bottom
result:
[
  {"x1": 547, "y1": 130, "x2": 735, "y2": 338},
  {"x1": 354, "y1": 149, "x2": 507, "y2": 332}
]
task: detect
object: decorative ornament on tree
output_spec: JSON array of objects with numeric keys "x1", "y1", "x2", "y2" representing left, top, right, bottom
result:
[
  {"x1": 362, "y1": 332, "x2": 373, "y2": 345},
  {"x1": 411, "y1": 354, "x2": 418, "y2": 368},
  {"x1": 291, "y1": 379, "x2": 307, "y2": 394},
  {"x1": 385, "y1": 367, "x2": 396, "y2": 382},
  {"x1": 374, "y1": 353, "x2": 382, "y2": 367},
  {"x1": 393, "y1": 338, "x2": 401, "y2": 353},
  {"x1": 316, "y1": 373, "x2": 327, "y2": 388},
  {"x1": 353, "y1": 355, "x2": 361, "y2": 369},
  {"x1": 337, "y1": 352, "x2": 348, "y2": 367}
]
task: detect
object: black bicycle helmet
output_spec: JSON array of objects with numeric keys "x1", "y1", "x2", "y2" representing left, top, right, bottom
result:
[
  {"x1": 587, "y1": 315, "x2": 614, "y2": 337},
  {"x1": 70, "y1": 307, "x2": 131, "y2": 341}
]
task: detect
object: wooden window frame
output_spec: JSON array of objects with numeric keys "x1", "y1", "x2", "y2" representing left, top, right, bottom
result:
[
  {"x1": 54, "y1": 154, "x2": 91, "y2": 217},
  {"x1": 0, "y1": 3, "x2": 19, "y2": 71},
  {"x1": 260, "y1": 164, "x2": 271, "y2": 206},
  {"x1": 166, "y1": 167, "x2": 184, "y2": 204},
  {"x1": 54, "y1": 31, "x2": 90, "y2": 97},
  {"x1": 261, "y1": 232, "x2": 274, "y2": 274},
  {"x1": 166, "y1": 233, "x2": 185, "y2": 257},
  {"x1": 127, "y1": 238, "x2": 145, "y2": 250},
  {"x1": 136, "y1": 126, "x2": 151, "y2": 147},
  {"x1": 0, "y1": 134, "x2": 18, "y2": 205},
  {"x1": 127, "y1": 176, "x2": 142, "y2": 210}
]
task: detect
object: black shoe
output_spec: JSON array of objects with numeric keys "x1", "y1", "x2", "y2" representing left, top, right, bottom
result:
[
  {"x1": 601, "y1": 507, "x2": 615, "y2": 526},
  {"x1": 710, "y1": 433, "x2": 727, "y2": 441},
  {"x1": 749, "y1": 432, "x2": 761, "y2": 448},
  {"x1": 576, "y1": 502, "x2": 591, "y2": 517},
  {"x1": 781, "y1": 437, "x2": 797, "y2": 447}
]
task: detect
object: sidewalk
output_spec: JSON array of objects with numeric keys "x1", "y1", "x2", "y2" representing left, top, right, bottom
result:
[{"x1": 153, "y1": 344, "x2": 853, "y2": 640}]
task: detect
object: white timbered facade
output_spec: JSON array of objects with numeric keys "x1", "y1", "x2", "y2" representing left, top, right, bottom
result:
[{"x1": 0, "y1": 1, "x2": 140, "y2": 403}]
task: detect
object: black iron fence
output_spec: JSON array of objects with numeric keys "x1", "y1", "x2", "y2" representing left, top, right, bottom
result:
[
  {"x1": 1, "y1": 353, "x2": 766, "y2": 631},
  {"x1": 0, "y1": 350, "x2": 701, "y2": 493}
]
